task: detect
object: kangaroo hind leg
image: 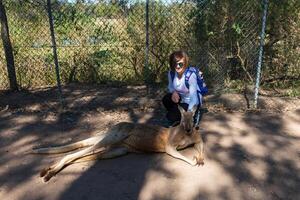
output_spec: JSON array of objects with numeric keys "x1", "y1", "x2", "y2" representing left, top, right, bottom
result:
[
  {"x1": 41, "y1": 128, "x2": 130, "y2": 182},
  {"x1": 73, "y1": 147, "x2": 129, "y2": 163}
]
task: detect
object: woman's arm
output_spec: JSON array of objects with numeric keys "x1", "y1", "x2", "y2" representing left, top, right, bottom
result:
[
  {"x1": 188, "y1": 73, "x2": 199, "y2": 110},
  {"x1": 168, "y1": 71, "x2": 175, "y2": 93}
]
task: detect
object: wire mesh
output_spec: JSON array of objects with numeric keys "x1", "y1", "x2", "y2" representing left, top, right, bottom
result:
[
  {"x1": 0, "y1": 44, "x2": 8, "y2": 89},
  {"x1": 0, "y1": 0, "x2": 264, "y2": 100},
  {"x1": 2, "y1": 1, "x2": 53, "y2": 89}
]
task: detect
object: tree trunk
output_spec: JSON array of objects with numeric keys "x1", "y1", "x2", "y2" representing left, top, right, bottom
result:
[{"x1": 0, "y1": 0, "x2": 18, "y2": 91}]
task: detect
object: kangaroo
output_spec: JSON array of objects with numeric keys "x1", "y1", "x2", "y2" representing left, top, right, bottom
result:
[{"x1": 32, "y1": 105, "x2": 204, "y2": 182}]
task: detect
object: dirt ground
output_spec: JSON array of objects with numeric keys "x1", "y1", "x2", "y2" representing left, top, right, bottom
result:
[{"x1": 0, "y1": 84, "x2": 299, "y2": 200}]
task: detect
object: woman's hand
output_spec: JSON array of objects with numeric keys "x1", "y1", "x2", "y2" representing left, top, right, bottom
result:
[{"x1": 171, "y1": 91, "x2": 180, "y2": 103}]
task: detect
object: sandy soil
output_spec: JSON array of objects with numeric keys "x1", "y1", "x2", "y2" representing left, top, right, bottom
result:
[{"x1": 0, "y1": 84, "x2": 299, "y2": 200}]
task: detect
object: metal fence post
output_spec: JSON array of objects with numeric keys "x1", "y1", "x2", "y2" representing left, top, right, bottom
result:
[
  {"x1": 144, "y1": 0, "x2": 150, "y2": 86},
  {"x1": 254, "y1": 0, "x2": 268, "y2": 109},
  {"x1": 46, "y1": 0, "x2": 64, "y2": 107}
]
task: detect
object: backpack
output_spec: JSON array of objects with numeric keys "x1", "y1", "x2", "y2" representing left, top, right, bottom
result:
[{"x1": 170, "y1": 66, "x2": 208, "y2": 96}]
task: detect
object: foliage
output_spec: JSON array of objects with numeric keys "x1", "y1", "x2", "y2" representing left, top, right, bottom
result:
[
  {"x1": 0, "y1": 0, "x2": 299, "y2": 97},
  {"x1": 263, "y1": 0, "x2": 300, "y2": 90}
]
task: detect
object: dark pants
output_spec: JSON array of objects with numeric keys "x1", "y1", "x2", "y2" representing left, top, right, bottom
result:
[{"x1": 162, "y1": 93, "x2": 201, "y2": 125}]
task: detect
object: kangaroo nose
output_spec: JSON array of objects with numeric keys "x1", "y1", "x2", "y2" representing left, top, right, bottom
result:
[{"x1": 186, "y1": 129, "x2": 191, "y2": 133}]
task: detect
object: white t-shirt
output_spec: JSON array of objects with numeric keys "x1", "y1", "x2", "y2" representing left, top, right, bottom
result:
[{"x1": 168, "y1": 70, "x2": 202, "y2": 110}]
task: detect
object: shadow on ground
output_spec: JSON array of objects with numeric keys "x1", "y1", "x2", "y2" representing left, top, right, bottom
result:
[{"x1": 0, "y1": 84, "x2": 299, "y2": 200}]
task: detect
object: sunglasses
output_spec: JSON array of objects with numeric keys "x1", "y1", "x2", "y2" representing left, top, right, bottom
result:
[{"x1": 175, "y1": 62, "x2": 184, "y2": 69}]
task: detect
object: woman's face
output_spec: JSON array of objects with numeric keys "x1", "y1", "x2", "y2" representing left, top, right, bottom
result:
[{"x1": 175, "y1": 58, "x2": 185, "y2": 75}]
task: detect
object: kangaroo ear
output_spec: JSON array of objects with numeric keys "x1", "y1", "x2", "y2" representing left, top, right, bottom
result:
[{"x1": 178, "y1": 105, "x2": 186, "y2": 114}]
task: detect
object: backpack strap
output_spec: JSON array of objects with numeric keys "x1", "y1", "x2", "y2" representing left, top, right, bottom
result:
[
  {"x1": 184, "y1": 67, "x2": 192, "y2": 89},
  {"x1": 185, "y1": 66, "x2": 208, "y2": 97}
]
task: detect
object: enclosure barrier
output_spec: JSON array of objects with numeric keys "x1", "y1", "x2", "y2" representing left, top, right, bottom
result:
[{"x1": 3, "y1": 0, "x2": 297, "y2": 110}]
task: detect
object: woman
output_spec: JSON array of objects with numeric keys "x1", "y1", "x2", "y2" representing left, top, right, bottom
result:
[{"x1": 162, "y1": 50, "x2": 205, "y2": 126}]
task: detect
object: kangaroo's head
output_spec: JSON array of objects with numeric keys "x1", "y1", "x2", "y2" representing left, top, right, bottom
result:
[{"x1": 178, "y1": 105, "x2": 197, "y2": 135}]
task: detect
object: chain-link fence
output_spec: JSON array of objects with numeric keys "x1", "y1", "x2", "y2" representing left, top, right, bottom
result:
[{"x1": 0, "y1": 0, "x2": 280, "y2": 108}]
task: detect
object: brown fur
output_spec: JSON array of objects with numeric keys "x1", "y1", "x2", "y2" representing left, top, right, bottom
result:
[{"x1": 32, "y1": 106, "x2": 204, "y2": 182}]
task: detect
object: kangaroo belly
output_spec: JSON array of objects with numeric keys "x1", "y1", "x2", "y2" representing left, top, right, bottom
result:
[{"x1": 122, "y1": 124, "x2": 169, "y2": 152}]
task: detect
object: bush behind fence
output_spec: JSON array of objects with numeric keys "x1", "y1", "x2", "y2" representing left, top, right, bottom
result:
[{"x1": 1, "y1": 0, "x2": 299, "y2": 98}]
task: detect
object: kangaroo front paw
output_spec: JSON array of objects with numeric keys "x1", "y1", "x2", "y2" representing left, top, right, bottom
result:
[
  {"x1": 193, "y1": 156, "x2": 204, "y2": 166},
  {"x1": 197, "y1": 157, "x2": 204, "y2": 166}
]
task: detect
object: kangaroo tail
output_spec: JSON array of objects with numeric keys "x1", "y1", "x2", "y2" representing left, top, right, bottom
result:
[{"x1": 31, "y1": 135, "x2": 104, "y2": 154}]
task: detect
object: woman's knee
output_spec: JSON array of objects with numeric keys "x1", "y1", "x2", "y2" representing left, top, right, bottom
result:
[{"x1": 162, "y1": 93, "x2": 174, "y2": 108}]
